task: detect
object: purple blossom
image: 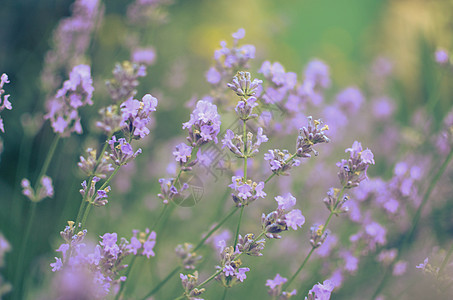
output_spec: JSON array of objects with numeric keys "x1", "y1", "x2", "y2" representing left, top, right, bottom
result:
[
  {"x1": 435, "y1": 48, "x2": 449, "y2": 64},
  {"x1": 0, "y1": 73, "x2": 12, "y2": 133},
  {"x1": 206, "y1": 67, "x2": 221, "y2": 85},
  {"x1": 232, "y1": 28, "x2": 245, "y2": 40},
  {"x1": 335, "y1": 87, "x2": 364, "y2": 114},
  {"x1": 183, "y1": 100, "x2": 221, "y2": 146},
  {"x1": 230, "y1": 177, "x2": 266, "y2": 206},
  {"x1": 285, "y1": 209, "x2": 305, "y2": 230},
  {"x1": 223, "y1": 264, "x2": 235, "y2": 277},
  {"x1": 307, "y1": 280, "x2": 335, "y2": 300},
  {"x1": 106, "y1": 61, "x2": 147, "y2": 102},
  {"x1": 45, "y1": 64, "x2": 94, "y2": 136},
  {"x1": 372, "y1": 97, "x2": 395, "y2": 118},
  {"x1": 266, "y1": 273, "x2": 287, "y2": 290},
  {"x1": 304, "y1": 59, "x2": 331, "y2": 89},
  {"x1": 108, "y1": 136, "x2": 142, "y2": 165},
  {"x1": 50, "y1": 257, "x2": 63, "y2": 272},
  {"x1": 173, "y1": 143, "x2": 193, "y2": 163},
  {"x1": 236, "y1": 267, "x2": 249, "y2": 282},
  {"x1": 275, "y1": 193, "x2": 296, "y2": 210},
  {"x1": 337, "y1": 141, "x2": 375, "y2": 188},
  {"x1": 132, "y1": 47, "x2": 156, "y2": 65},
  {"x1": 296, "y1": 116, "x2": 330, "y2": 158}
]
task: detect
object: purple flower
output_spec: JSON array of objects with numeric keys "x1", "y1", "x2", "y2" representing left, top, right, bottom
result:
[
  {"x1": 341, "y1": 251, "x2": 359, "y2": 273},
  {"x1": 45, "y1": 64, "x2": 94, "y2": 137},
  {"x1": 307, "y1": 280, "x2": 335, "y2": 300},
  {"x1": 206, "y1": 67, "x2": 221, "y2": 85},
  {"x1": 304, "y1": 59, "x2": 331, "y2": 89},
  {"x1": 50, "y1": 257, "x2": 63, "y2": 272},
  {"x1": 106, "y1": 61, "x2": 147, "y2": 102},
  {"x1": 109, "y1": 136, "x2": 142, "y2": 165},
  {"x1": 285, "y1": 209, "x2": 305, "y2": 230},
  {"x1": 337, "y1": 141, "x2": 375, "y2": 188},
  {"x1": 237, "y1": 184, "x2": 252, "y2": 200},
  {"x1": 232, "y1": 28, "x2": 245, "y2": 40},
  {"x1": 372, "y1": 97, "x2": 395, "y2": 118},
  {"x1": 183, "y1": 100, "x2": 221, "y2": 146},
  {"x1": 143, "y1": 231, "x2": 157, "y2": 258},
  {"x1": 335, "y1": 87, "x2": 364, "y2": 114},
  {"x1": 296, "y1": 116, "x2": 330, "y2": 158},
  {"x1": 266, "y1": 273, "x2": 287, "y2": 290},
  {"x1": 120, "y1": 94, "x2": 158, "y2": 139},
  {"x1": 173, "y1": 143, "x2": 193, "y2": 163},
  {"x1": 0, "y1": 73, "x2": 12, "y2": 133},
  {"x1": 416, "y1": 257, "x2": 429, "y2": 270},
  {"x1": 236, "y1": 267, "x2": 250, "y2": 282},
  {"x1": 132, "y1": 47, "x2": 156, "y2": 65},
  {"x1": 223, "y1": 264, "x2": 235, "y2": 277},
  {"x1": 435, "y1": 48, "x2": 449, "y2": 64},
  {"x1": 275, "y1": 193, "x2": 296, "y2": 210},
  {"x1": 255, "y1": 182, "x2": 266, "y2": 198}
]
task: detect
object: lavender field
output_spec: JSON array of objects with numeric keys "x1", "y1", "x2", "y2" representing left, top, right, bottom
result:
[{"x1": 1, "y1": 0, "x2": 453, "y2": 299}]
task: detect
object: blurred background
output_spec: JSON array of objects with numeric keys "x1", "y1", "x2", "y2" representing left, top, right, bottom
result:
[{"x1": 1, "y1": 0, "x2": 453, "y2": 299}]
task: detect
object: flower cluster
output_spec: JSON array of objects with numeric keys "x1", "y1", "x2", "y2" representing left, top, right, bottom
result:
[
  {"x1": 173, "y1": 142, "x2": 198, "y2": 170},
  {"x1": 264, "y1": 149, "x2": 300, "y2": 175},
  {"x1": 305, "y1": 280, "x2": 335, "y2": 300},
  {"x1": 206, "y1": 29, "x2": 255, "y2": 86},
  {"x1": 45, "y1": 64, "x2": 94, "y2": 136},
  {"x1": 215, "y1": 244, "x2": 250, "y2": 287},
  {"x1": 120, "y1": 93, "x2": 158, "y2": 139},
  {"x1": 222, "y1": 127, "x2": 268, "y2": 158},
  {"x1": 296, "y1": 116, "x2": 330, "y2": 157},
  {"x1": 266, "y1": 274, "x2": 297, "y2": 299},
  {"x1": 235, "y1": 233, "x2": 266, "y2": 256},
  {"x1": 337, "y1": 141, "x2": 375, "y2": 188},
  {"x1": 323, "y1": 187, "x2": 349, "y2": 215},
  {"x1": 106, "y1": 61, "x2": 147, "y2": 103},
  {"x1": 175, "y1": 243, "x2": 203, "y2": 270},
  {"x1": 180, "y1": 271, "x2": 205, "y2": 300},
  {"x1": 79, "y1": 177, "x2": 111, "y2": 207},
  {"x1": 127, "y1": 228, "x2": 157, "y2": 258},
  {"x1": 262, "y1": 193, "x2": 305, "y2": 239},
  {"x1": 78, "y1": 148, "x2": 114, "y2": 178},
  {"x1": 229, "y1": 176, "x2": 266, "y2": 206},
  {"x1": 309, "y1": 224, "x2": 329, "y2": 249},
  {"x1": 157, "y1": 177, "x2": 189, "y2": 204},
  {"x1": 183, "y1": 100, "x2": 221, "y2": 146},
  {"x1": 0, "y1": 74, "x2": 12, "y2": 133},
  {"x1": 108, "y1": 136, "x2": 142, "y2": 166},
  {"x1": 21, "y1": 176, "x2": 54, "y2": 203}
]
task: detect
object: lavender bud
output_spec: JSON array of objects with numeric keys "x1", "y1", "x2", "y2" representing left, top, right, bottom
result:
[
  {"x1": 310, "y1": 224, "x2": 329, "y2": 248},
  {"x1": 106, "y1": 61, "x2": 146, "y2": 103},
  {"x1": 323, "y1": 187, "x2": 349, "y2": 215},
  {"x1": 175, "y1": 243, "x2": 202, "y2": 270},
  {"x1": 296, "y1": 116, "x2": 330, "y2": 158},
  {"x1": 264, "y1": 149, "x2": 300, "y2": 176},
  {"x1": 78, "y1": 148, "x2": 114, "y2": 178},
  {"x1": 236, "y1": 233, "x2": 266, "y2": 256}
]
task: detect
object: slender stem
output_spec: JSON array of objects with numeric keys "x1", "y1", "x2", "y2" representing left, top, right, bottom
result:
[
  {"x1": 152, "y1": 205, "x2": 169, "y2": 230},
  {"x1": 115, "y1": 255, "x2": 138, "y2": 300},
  {"x1": 221, "y1": 287, "x2": 228, "y2": 300},
  {"x1": 13, "y1": 135, "x2": 60, "y2": 300},
  {"x1": 284, "y1": 247, "x2": 315, "y2": 289},
  {"x1": 13, "y1": 202, "x2": 37, "y2": 299},
  {"x1": 194, "y1": 207, "x2": 239, "y2": 251},
  {"x1": 371, "y1": 147, "x2": 453, "y2": 299},
  {"x1": 233, "y1": 206, "x2": 244, "y2": 248},
  {"x1": 35, "y1": 135, "x2": 60, "y2": 183},
  {"x1": 284, "y1": 187, "x2": 345, "y2": 290},
  {"x1": 141, "y1": 266, "x2": 181, "y2": 300}
]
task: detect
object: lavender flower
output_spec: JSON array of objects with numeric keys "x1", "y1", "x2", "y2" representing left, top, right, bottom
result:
[
  {"x1": 335, "y1": 87, "x2": 364, "y2": 114},
  {"x1": 21, "y1": 175, "x2": 54, "y2": 202},
  {"x1": 45, "y1": 64, "x2": 94, "y2": 136},
  {"x1": 264, "y1": 149, "x2": 300, "y2": 175},
  {"x1": 337, "y1": 141, "x2": 375, "y2": 188},
  {"x1": 304, "y1": 59, "x2": 331, "y2": 89},
  {"x1": 222, "y1": 127, "x2": 268, "y2": 158},
  {"x1": 175, "y1": 243, "x2": 202, "y2": 269},
  {"x1": 108, "y1": 136, "x2": 142, "y2": 166},
  {"x1": 157, "y1": 178, "x2": 189, "y2": 204},
  {"x1": 173, "y1": 142, "x2": 198, "y2": 169},
  {"x1": 266, "y1": 274, "x2": 297, "y2": 299},
  {"x1": 127, "y1": 229, "x2": 157, "y2": 258},
  {"x1": 106, "y1": 61, "x2": 146, "y2": 103},
  {"x1": 227, "y1": 71, "x2": 262, "y2": 98},
  {"x1": 259, "y1": 61, "x2": 297, "y2": 89},
  {"x1": 262, "y1": 193, "x2": 305, "y2": 239},
  {"x1": 120, "y1": 93, "x2": 158, "y2": 139},
  {"x1": 78, "y1": 148, "x2": 114, "y2": 178},
  {"x1": 183, "y1": 100, "x2": 221, "y2": 146},
  {"x1": 310, "y1": 224, "x2": 329, "y2": 248},
  {"x1": 0, "y1": 74, "x2": 11, "y2": 133},
  {"x1": 236, "y1": 233, "x2": 266, "y2": 256},
  {"x1": 305, "y1": 280, "x2": 334, "y2": 300},
  {"x1": 435, "y1": 48, "x2": 449, "y2": 65},
  {"x1": 323, "y1": 188, "x2": 349, "y2": 215},
  {"x1": 79, "y1": 176, "x2": 111, "y2": 206},
  {"x1": 0, "y1": 233, "x2": 11, "y2": 268},
  {"x1": 229, "y1": 176, "x2": 266, "y2": 206},
  {"x1": 296, "y1": 116, "x2": 330, "y2": 157},
  {"x1": 215, "y1": 244, "x2": 251, "y2": 287},
  {"x1": 96, "y1": 105, "x2": 124, "y2": 135},
  {"x1": 131, "y1": 47, "x2": 156, "y2": 66},
  {"x1": 180, "y1": 271, "x2": 206, "y2": 300}
]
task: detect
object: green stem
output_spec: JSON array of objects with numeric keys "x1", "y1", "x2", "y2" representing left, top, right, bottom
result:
[
  {"x1": 284, "y1": 187, "x2": 345, "y2": 290},
  {"x1": 115, "y1": 255, "x2": 138, "y2": 300},
  {"x1": 13, "y1": 135, "x2": 60, "y2": 300},
  {"x1": 221, "y1": 287, "x2": 228, "y2": 300},
  {"x1": 370, "y1": 147, "x2": 453, "y2": 299},
  {"x1": 141, "y1": 266, "x2": 181, "y2": 300},
  {"x1": 233, "y1": 206, "x2": 244, "y2": 248},
  {"x1": 194, "y1": 207, "x2": 239, "y2": 251}
]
